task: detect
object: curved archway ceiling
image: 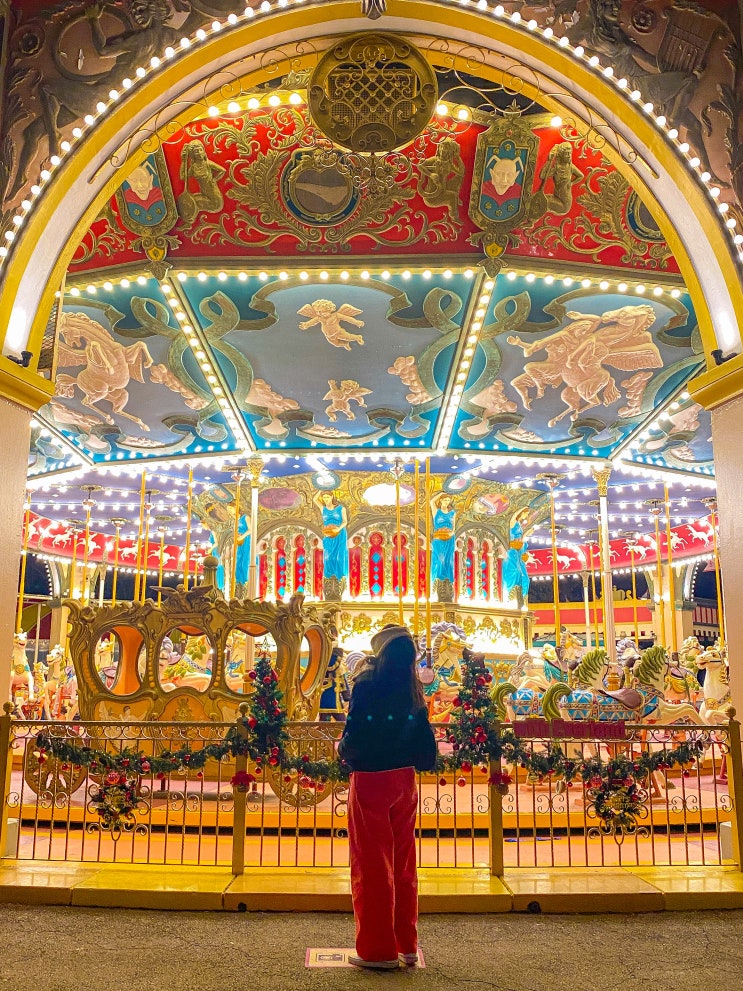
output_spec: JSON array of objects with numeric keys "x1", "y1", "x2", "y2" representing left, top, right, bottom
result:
[{"x1": 33, "y1": 77, "x2": 713, "y2": 480}]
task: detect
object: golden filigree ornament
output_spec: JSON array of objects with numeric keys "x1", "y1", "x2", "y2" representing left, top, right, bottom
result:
[{"x1": 308, "y1": 33, "x2": 437, "y2": 194}]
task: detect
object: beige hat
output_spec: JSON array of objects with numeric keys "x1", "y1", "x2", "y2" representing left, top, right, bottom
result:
[{"x1": 370, "y1": 625, "x2": 415, "y2": 655}]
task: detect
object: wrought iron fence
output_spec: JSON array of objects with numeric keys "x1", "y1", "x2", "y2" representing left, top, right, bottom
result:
[{"x1": 1, "y1": 708, "x2": 741, "y2": 873}]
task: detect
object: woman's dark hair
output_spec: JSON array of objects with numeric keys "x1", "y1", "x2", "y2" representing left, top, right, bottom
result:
[{"x1": 373, "y1": 635, "x2": 426, "y2": 710}]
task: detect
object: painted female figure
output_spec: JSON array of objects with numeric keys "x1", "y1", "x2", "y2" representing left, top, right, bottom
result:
[
  {"x1": 234, "y1": 514, "x2": 251, "y2": 592},
  {"x1": 430, "y1": 493, "x2": 456, "y2": 588},
  {"x1": 314, "y1": 490, "x2": 349, "y2": 585},
  {"x1": 502, "y1": 507, "x2": 531, "y2": 602}
]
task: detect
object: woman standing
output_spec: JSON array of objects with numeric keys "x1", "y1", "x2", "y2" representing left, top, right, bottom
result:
[
  {"x1": 338, "y1": 625, "x2": 437, "y2": 969},
  {"x1": 502, "y1": 506, "x2": 532, "y2": 602}
]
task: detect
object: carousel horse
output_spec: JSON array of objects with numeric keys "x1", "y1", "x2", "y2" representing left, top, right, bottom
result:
[
  {"x1": 665, "y1": 636, "x2": 703, "y2": 705},
  {"x1": 557, "y1": 629, "x2": 584, "y2": 668},
  {"x1": 543, "y1": 646, "x2": 707, "y2": 725},
  {"x1": 417, "y1": 622, "x2": 470, "y2": 716},
  {"x1": 616, "y1": 637, "x2": 641, "y2": 688},
  {"x1": 695, "y1": 645, "x2": 731, "y2": 725},
  {"x1": 491, "y1": 644, "x2": 570, "y2": 720},
  {"x1": 10, "y1": 632, "x2": 33, "y2": 714}
]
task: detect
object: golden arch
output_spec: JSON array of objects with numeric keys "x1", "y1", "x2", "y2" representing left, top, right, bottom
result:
[{"x1": 2, "y1": 0, "x2": 741, "y2": 409}]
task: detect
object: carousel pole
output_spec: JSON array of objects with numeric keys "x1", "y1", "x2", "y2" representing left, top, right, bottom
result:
[
  {"x1": 140, "y1": 489, "x2": 157, "y2": 604},
  {"x1": 66, "y1": 520, "x2": 84, "y2": 600},
  {"x1": 133, "y1": 471, "x2": 147, "y2": 602},
  {"x1": 663, "y1": 483, "x2": 679, "y2": 655},
  {"x1": 592, "y1": 464, "x2": 616, "y2": 662},
  {"x1": 391, "y1": 457, "x2": 405, "y2": 626},
  {"x1": 586, "y1": 529, "x2": 600, "y2": 647},
  {"x1": 183, "y1": 466, "x2": 194, "y2": 590},
  {"x1": 702, "y1": 497, "x2": 726, "y2": 648},
  {"x1": 580, "y1": 567, "x2": 592, "y2": 648},
  {"x1": 424, "y1": 459, "x2": 434, "y2": 657},
  {"x1": 155, "y1": 516, "x2": 174, "y2": 608},
  {"x1": 16, "y1": 488, "x2": 31, "y2": 634},
  {"x1": 413, "y1": 460, "x2": 420, "y2": 637},
  {"x1": 81, "y1": 485, "x2": 101, "y2": 606},
  {"x1": 109, "y1": 518, "x2": 126, "y2": 607},
  {"x1": 646, "y1": 499, "x2": 665, "y2": 646},
  {"x1": 537, "y1": 473, "x2": 566, "y2": 643},
  {"x1": 621, "y1": 531, "x2": 641, "y2": 645}
]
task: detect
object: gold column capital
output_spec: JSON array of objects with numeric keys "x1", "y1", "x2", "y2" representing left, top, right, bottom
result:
[
  {"x1": 591, "y1": 464, "x2": 612, "y2": 497},
  {"x1": 247, "y1": 456, "x2": 265, "y2": 485}
]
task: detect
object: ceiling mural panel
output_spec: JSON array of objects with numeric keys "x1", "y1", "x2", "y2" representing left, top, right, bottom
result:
[
  {"x1": 624, "y1": 396, "x2": 714, "y2": 473},
  {"x1": 451, "y1": 277, "x2": 703, "y2": 458},
  {"x1": 39, "y1": 284, "x2": 236, "y2": 462},
  {"x1": 178, "y1": 271, "x2": 472, "y2": 450},
  {"x1": 68, "y1": 104, "x2": 679, "y2": 276}
]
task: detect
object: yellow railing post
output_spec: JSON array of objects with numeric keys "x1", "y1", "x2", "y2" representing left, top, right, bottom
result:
[
  {"x1": 0, "y1": 703, "x2": 14, "y2": 858},
  {"x1": 230, "y1": 703, "x2": 249, "y2": 876},
  {"x1": 724, "y1": 716, "x2": 743, "y2": 867},
  {"x1": 488, "y1": 724, "x2": 504, "y2": 878}
]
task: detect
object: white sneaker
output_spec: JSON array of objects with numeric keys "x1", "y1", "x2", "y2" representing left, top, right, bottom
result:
[
  {"x1": 399, "y1": 953, "x2": 419, "y2": 966},
  {"x1": 348, "y1": 955, "x2": 400, "y2": 970}
]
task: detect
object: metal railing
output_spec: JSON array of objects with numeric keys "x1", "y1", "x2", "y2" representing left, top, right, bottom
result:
[{"x1": 1, "y1": 709, "x2": 741, "y2": 874}]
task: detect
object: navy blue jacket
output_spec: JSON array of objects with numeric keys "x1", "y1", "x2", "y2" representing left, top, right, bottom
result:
[{"x1": 337, "y1": 672, "x2": 438, "y2": 773}]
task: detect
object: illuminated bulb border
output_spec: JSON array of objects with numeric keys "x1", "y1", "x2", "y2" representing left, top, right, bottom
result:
[{"x1": 0, "y1": 0, "x2": 740, "y2": 277}]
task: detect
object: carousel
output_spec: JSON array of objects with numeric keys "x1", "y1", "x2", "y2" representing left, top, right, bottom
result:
[{"x1": 1, "y1": 13, "x2": 738, "y2": 881}]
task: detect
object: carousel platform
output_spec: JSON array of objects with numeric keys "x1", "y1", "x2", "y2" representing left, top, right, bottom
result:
[{"x1": 2, "y1": 860, "x2": 743, "y2": 913}]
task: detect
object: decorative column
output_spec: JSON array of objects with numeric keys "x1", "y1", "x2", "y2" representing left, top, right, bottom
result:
[
  {"x1": 591, "y1": 464, "x2": 615, "y2": 661},
  {"x1": 585, "y1": 528, "x2": 601, "y2": 647},
  {"x1": 579, "y1": 569, "x2": 591, "y2": 648},
  {"x1": 16, "y1": 488, "x2": 30, "y2": 635},
  {"x1": 81, "y1": 484, "x2": 101, "y2": 605},
  {"x1": 390, "y1": 457, "x2": 406, "y2": 625},
  {"x1": 243, "y1": 457, "x2": 264, "y2": 690},
  {"x1": 710, "y1": 396, "x2": 743, "y2": 720},
  {"x1": 155, "y1": 516, "x2": 174, "y2": 607},
  {"x1": 0, "y1": 399, "x2": 33, "y2": 706}
]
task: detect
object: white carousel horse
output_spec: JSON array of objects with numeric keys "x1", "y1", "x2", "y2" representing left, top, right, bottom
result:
[
  {"x1": 492, "y1": 644, "x2": 575, "y2": 720},
  {"x1": 10, "y1": 632, "x2": 33, "y2": 712},
  {"x1": 696, "y1": 646, "x2": 731, "y2": 725}
]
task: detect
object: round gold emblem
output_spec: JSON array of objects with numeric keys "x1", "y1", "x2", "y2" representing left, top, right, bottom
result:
[{"x1": 308, "y1": 33, "x2": 437, "y2": 154}]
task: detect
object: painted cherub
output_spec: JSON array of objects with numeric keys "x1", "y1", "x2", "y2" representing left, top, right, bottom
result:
[
  {"x1": 298, "y1": 300, "x2": 365, "y2": 350},
  {"x1": 324, "y1": 380, "x2": 372, "y2": 421}
]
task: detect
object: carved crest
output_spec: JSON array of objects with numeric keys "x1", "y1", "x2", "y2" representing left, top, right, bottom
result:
[{"x1": 468, "y1": 110, "x2": 539, "y2": 270}]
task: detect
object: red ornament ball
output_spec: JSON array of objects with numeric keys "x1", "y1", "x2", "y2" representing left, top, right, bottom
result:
[
  {"x1": 248, "y1": 670, "x2": 257, "y2": 680},
  {"x1": 439, "y1": 777, "x2": 447, "y2": 787},
  {"x1": 456, "y1": 777, "x2": 467, "y2": 787}
]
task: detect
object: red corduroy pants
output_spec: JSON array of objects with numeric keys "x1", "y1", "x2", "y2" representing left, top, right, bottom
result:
[{"x1": 348, "y1": 766, "x2": 419, "y2": 962}]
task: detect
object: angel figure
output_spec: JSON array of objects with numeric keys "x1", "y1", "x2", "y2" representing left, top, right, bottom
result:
[
  {"x1": 298, "y1": 299, "x2": 365, "y2": 350},
  {"x1": 324, "y1": 380, "x2": 372, "y2": 421},
  {"x1": 55, "y1": 312, "x2": 154, "y2": 430}
]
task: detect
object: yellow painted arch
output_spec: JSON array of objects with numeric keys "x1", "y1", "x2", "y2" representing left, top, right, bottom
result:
[{"x1": 2, "y1": 0, "x2": 742, "y2": 410}]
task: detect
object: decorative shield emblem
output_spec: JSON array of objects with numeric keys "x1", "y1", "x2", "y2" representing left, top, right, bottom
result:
[
  {"x1": 116, "y1": 149, "x2": 177, "y2": 235},
  {"x1": 468, "y1": 111, "x2": 539, "y2": 272}
]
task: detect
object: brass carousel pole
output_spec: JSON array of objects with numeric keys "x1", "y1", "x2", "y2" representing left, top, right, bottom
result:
[
  {"x1": 16, "y1": 488, "x2": 31, "y2": 634},
  {"x1": 621, "y1": 531, "x2": 641, "y2": 645},
  {"x1": 242, "y1": 458, "x2": 264, "y2": 690},
  {"x1": 663, "y1": 483, "x2": 679, "y2": 656},
  {"x1": 155, "y1": 516, "x2": 174, "y2": 608},
  {"x1": 81, "y1": 485, "x2": 101, "y2": 606},
  {"x1": 391, "y1": 458, "x2": 405, "y2": 626},
  {"x1": 66, "y1": 520, "x2": 84, "y2": 600},
  {"x1": 702, "y1": 496, "x2": 726, "y2": 648},
  {"x1": 133, "y1": 471, "x2": 147, "y2": 602},
  {"x1": 592, "y1": 464, "x2": 615, "y2": 662},
  {"x1": 183, "y1": 466, "x2": 194, "y2": 590},
  {"x1": 537, "y1": 473, "x2": 566, "y2": 643},
  {"x1": 140, "y1": 489, "x2": 157, "y2": 604},
  {"x1": 646, "y1": 499, "x2": 665, "y2": 645},
  {"x1": 586, "y1": 529, "x2": 600, "y2": 647},
  {"x1": 413, "y1": 460, "x2": 420, "y2": 637},
  {"x1": 109, "y1": 518, "x2": 127, "y2": 607}
]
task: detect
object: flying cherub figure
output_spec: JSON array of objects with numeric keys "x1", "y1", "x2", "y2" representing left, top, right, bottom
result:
[
  {"x1": 324, "y1": 380, "x2": 372, "y2": 421},
  {"x1": 297, "y1": 299, "x2": 365, "y2": 350}
]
